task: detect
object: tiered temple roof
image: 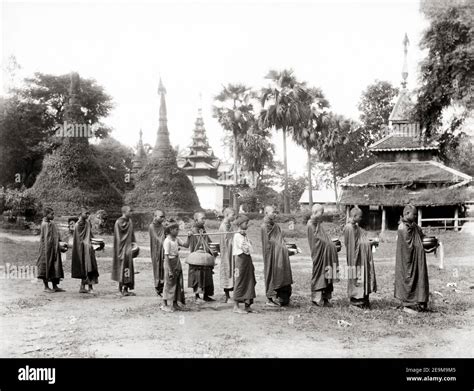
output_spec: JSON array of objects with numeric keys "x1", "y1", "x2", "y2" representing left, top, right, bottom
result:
[
  {"x1": 340, "y1": 34, "x2": 472, "y2": 207},
  {"x1": 177, "y1": 107, "x2": 232, "y2": 182}
]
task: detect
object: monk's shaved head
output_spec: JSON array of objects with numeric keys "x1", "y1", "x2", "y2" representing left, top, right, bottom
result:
[
  {"x1": 194, "y1": 211, "x2": 205, "y2": 220},
  {"x1": 350, "y1": 206, "x2": 362, "y2": 218},
  {"x1": 403, "y1": 204, "x2": 417, "y2": 214},
  {"x1": 312, "y1": 204, "x2": 324, "y2": 214},
  {"x1": 154, "y1": 210, "x2": 165, "y2": 217},
  {"x1": 264, "y1": 205, "x2": 275, "y2": 215},
  {"x1": 121, "y1": 205, "x2": 131, "y2": 214}
]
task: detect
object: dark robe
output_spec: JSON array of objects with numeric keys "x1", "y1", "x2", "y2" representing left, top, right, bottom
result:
[
  {"x1": 343, "y1": 222, "x2": 376, "y2": 302},
  {"x1": 71, "y1": 218, "x2": 99, "y2": 284},
  {"x1": 219, "y1": 220, "x2": 234, "y2": 290},
  {"x1": 395, "y1": 219, "x2": 429, "y2": 306},
  {"x1": 187, "y1": 224, "x2": 214, "y2": 297},
  {"x1": 261, "y1": 218, "x2": 293, "y2": 304},
  {"x1": 149, "y1": 222, "x2": 165, "y2": 293},
  {"x1": 111, "y1": 216, "x2": 136, "y2": 289},
  {"x1": 36, "y1": 218, "x2": 64, "y2": 283},
  {"x1": 307, "y1": 220, "x2": 339, "y2": 300}
]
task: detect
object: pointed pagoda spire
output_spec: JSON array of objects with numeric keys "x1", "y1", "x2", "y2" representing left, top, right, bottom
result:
[
  {"x1": 154, "y1": 77, "x2": 172, "y2": 157},
  {"x1": 136, "y1": 128, "x2": 147, "y2": 159},
  {"x1": 401, "y1": 33, "x2": 410, "y2": 89}
]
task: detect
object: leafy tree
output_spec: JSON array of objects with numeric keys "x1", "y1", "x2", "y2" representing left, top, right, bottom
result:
[
  {"x1": 416, "y1": 1, "x2": 473, "y2": 138},
  {"x1": 0, "y1": 72, "x2": 115, "y2": 188},
  {"x1": 15, "y1": 72, "x2": 113, "y2": 139},
  {"x1": 358, "y1": 80, "x2": 399, "y2": 141},
  {"x1": 92, "y1": 137, "x2": 134, "y2": 192},
  {"x1": 259, "y1": 69, "x2": 311, "y2": 213}
]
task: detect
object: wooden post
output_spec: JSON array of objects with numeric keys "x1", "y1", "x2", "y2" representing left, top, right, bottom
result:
[
  {"x1": 418, "y1": 207, "x2": 422, "y2": 227},
  {"x1": 454, "y1": 207, "x2": 459, "y2": 231},
  {"x1": 346, "y1": 205, "x2": 350, "y2": 223},
  {"x1": 381, "y1": 206, "x2": 386, "y2": 232}
]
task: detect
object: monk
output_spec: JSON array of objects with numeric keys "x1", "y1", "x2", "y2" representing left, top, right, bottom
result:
[
  {"x1": 187, "y1": 212, "x2": 215, "y2": 302},
  {"x1": 149, "y1": 210, "x2": 166, "y2": 296},
  {"x1": 343, "y1": 207, "x2": 377, "y2": 308},
  {"x1": 112, "y1": 206, "x2": 137, "y2": 296},
  {"x1": 395, "y1": 204, "x2": 429, "y2": 314},
  {"x1": 261, "y1": 206, "x2": 293, "y2": 307},
  {"x1": 36, "y1": 207, "x2": 65, "y2": 293},
  {"x1": 307, "y1": 204, "x2": 339, "y2": 307},
  {"x1": 219, "y1": 207, "x2": 236, "y2": 303},
  {"x1": 71, "y1": 207, "x2": 99, "y2": 293}
]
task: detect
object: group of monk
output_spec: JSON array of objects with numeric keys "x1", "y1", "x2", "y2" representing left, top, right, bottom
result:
[{"x1": 36, "y1": 202, "x2": 430, "y2": 315}]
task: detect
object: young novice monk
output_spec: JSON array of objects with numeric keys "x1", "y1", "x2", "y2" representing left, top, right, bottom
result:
[
  {"x1": 37, "y1": 207, "x2": 65, "y2": 293},
  {"x1": 395, "y1": 204, "x2": 429, "y2": 314},
  {"x1": 232, "y1": 215, "x2": 257, "y2": 314},
  {"x1": 161, "y1": 221, "x2": 188, "y2": 312}
]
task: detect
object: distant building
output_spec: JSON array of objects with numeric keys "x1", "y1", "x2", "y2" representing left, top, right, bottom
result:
[
  {"x1": 177, "y1": 107, "x2": 234, "y2": 211},
  {"x1": 298, "y1": 189, "x2": 338, "y2": 213},
  {"x1": 340, "y1": 34, "x2": 473, "y2": 231},
  {"x1": 130, "y1": 129, "x2": 148, "y2": 181}
]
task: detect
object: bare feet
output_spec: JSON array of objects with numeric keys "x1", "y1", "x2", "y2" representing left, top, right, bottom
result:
[
  {"x1": 43, "y1": 287, "x2": 54, "y2": 293},
  {"x1": 54, "y1": 287, "x2": 66, "y2": 292},
  {"x1": 161, "y1": 305, "x2": 175, "y2": 313},
  {"x1": 403, "y1": 307, "x2": 418, "y2": 315},
  {"x1": 203, "y1": 296, "x2": 215, "y2": 302},
  {"x1": 265, "y1": 300, "x2": 280, "y2": 307},
  {"x1": 233, "y1": 308, "x2": 248, "y2": 314}
]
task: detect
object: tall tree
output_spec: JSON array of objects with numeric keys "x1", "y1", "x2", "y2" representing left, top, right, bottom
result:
[
  {"x1": 416, "y1": 1, "x2": 473, "y2": 141},
  {"x1": 259, "y1": 69, "x2": 311, "y2": 213},
  {"x1": 213, "y1": 84, "x2": 254, "y2": 207},
  {"x1": 291, "y1": 87, "x2": 330, "y2": 208},
  {"x1": 358, "y1": 80, "x2": 399, "y2": 141}
]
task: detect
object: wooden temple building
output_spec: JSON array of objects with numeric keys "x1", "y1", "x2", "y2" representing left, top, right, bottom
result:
[
  {"x1": 340, "y1": 35, "x2": 473, "y2": 231},
  {"x1": 177, "y1": 107, "x2": 234, "y2": 211}
]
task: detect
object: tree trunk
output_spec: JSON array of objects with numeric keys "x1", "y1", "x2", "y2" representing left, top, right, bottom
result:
[
  {"x1": 307, "y1": 146, "x2": 313, "y2": 209},
  {"x1": 332, "y1": 161, "x2": 339, "y2": 211},
  {"x1": 282, "y1": 127, "x2": 290, "y2": 214},
  {"x1": 233, "y1": 130, "x2": 239, "y2": 211}
]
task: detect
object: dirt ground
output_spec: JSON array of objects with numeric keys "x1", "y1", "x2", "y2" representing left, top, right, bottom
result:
[{"x1": 1, "y1": 228, "x2": 473, "y2": 358}]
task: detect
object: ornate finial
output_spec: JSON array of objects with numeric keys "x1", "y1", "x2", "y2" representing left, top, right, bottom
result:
[
  {"x1": 198, "y1": 92, "x2": 203, "y2": 117},
  {"x1": 139, "y1": 128, "x2": 143, "y2": 142},
  {"x1": 402, "y1": 33, "x2": 409, "y2": 88},
  {"x1": 158, "y1": 77, "x2": 166, "y2": 95}
]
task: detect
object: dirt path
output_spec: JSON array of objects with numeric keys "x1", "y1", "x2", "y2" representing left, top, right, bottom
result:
[{"x1": 1, "y1": 255, "x2": 473, "y2": 358}]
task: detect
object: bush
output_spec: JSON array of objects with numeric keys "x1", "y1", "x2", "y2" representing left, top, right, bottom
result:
[{"x1": 0, "y1": 186, "x2": 42, "y2": 221}]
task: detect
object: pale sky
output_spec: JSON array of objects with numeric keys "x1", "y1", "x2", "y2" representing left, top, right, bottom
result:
[{"x1": 1, "y1": 0, "x2": 429, "y2": 175}]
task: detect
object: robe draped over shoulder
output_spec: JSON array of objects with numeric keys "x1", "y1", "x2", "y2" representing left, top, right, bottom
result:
[
  {"x1": 395, "y1": 220, "x2": 429, "y2": 304},
  {"x1": 307, "y1": 221, "x2": 338, "y2": 292},
  {"x1": 149, "y1": 223, "x2": 165, "y2": 288},
  {"x1": 343, "y1": 222, "x2": 376, "y2": 299},
  {"x1": 112, "y1": 217, "x2": 136, "y2": 289},
  {"x1": 71, "y1": 219, "x2": 99, "y2": 283},
  {"x1": 219, "y1": 221, "x2": 234, "y2": 290},
  {"x1": 260, "y1": 220, "x2": 293, "y2": 298},
  {"x1": 36, "y1": 218, "x2": 64, "y2": 281}
]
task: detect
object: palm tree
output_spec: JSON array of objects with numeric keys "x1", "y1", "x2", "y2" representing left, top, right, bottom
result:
[
  {"x1": 315, "y1": 113, "x2": 352, "y2": 207},
  {"x1": 213, "y1": 84, "x2": 254, "y2": 208},
  {"x1": 291, "y1": 87, "x2": 330, "y2": 208},
  {"x1": 259, "y1": 69, "x2": 310, "y2": 213}
]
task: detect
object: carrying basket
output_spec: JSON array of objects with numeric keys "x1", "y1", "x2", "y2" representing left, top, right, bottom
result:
[{"x1": 185, "y1": 249, "x2": 215, "y2": 267}]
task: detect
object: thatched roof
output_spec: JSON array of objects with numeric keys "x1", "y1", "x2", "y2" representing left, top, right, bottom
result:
[
  {"x1": 340, "y1": 186, "x2": 474, "y2": 207},
  {"x1": 370, "y1": 134, "x2": 438, "y2": 152},
  {"x1": 340, "y1": 161, "x2": 472, "y2": 187}
]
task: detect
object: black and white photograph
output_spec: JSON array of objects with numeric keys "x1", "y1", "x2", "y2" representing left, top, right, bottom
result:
[{"x1": 0, "y1": 0, "x2": 473, "y2": 387}]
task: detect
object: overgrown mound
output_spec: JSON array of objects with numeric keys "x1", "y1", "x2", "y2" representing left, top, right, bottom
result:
[
  {"x1": 28, "y1": 140, "x2": 123, "y2": 215},
  {"x1": 125, "y1": 148, "x2": 201, "y2": 213}
]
